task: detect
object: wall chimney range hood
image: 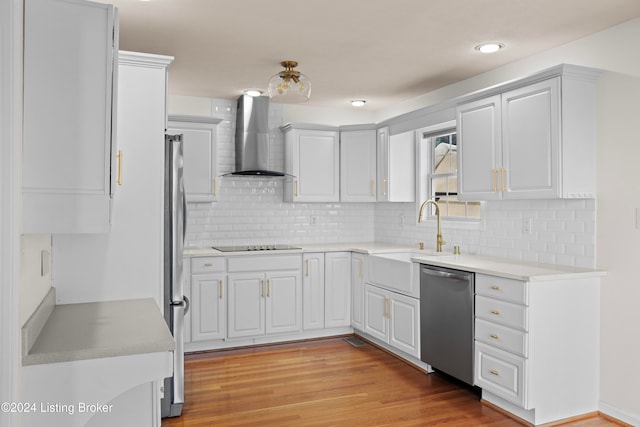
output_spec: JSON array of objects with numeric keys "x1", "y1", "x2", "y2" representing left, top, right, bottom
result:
[{"x1": 229, "y1": 95, "x2": 284, "y2": 177}]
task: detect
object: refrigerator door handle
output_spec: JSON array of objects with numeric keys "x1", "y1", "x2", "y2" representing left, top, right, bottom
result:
[{"x1": 183, "y1": 295, "x2": 190, "y2": 316}]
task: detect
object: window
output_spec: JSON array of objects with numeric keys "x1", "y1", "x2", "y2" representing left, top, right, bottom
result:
[{"x1": 421, "y1": 127, "x2": 480, "y2": 220}]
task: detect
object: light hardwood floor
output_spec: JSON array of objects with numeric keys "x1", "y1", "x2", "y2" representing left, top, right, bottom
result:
[{"x1": 162, "y1": 337, "x2": 623, "y2": 427}]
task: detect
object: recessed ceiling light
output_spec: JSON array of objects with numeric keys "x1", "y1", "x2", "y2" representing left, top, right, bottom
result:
[
  {"x1": 475, "y1": 42, "x2": 505, "y2": 53},
  {"x1": 244, "y1": 89, "x2": 263, "y2": 97},
  {"x1": 351, "y1": 100, "x2": 366, "y2": 107}
]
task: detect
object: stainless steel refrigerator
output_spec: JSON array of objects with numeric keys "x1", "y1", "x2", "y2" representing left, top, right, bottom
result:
[{"x1": 162, "y1": 134, "x2": 188, "y2": 418}]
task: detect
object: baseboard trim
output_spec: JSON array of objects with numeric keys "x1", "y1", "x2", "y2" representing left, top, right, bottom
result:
[{"x1": 599, "y1": 401, "x2": 638, "y2": 427}]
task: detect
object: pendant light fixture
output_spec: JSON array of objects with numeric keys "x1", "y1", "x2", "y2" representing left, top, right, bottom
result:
[{"x1": 268, "y1": 61, "x2": 311, "y2": 103}]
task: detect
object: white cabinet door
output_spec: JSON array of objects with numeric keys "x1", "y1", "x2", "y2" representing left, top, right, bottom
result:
[
  {"x1": 389, "y1": 292, "x2": 420, "y2": 358},
  {"x1": 501, "y1": 78, "x2": 560, "y2": 199},
  {"x1": 167, "y1": 116, "x2": 222, "y2": 203},
  {"x1": 266, "y1": 270, "x2": 302, "y2": 334},
  {"x1": 303, "y1": 253, "x2": 325, "y2": 330},
  {"x1": 283, "y1": 126, "x2": 340, "y2": 202},
  {"x1": 364, "y1": 284, "x2": 389, "y2": 342},
  {"x1": 23, "y1": 0, "x2": 117, "y2": 233},
  {"x1": 227, "y1": 273, "x2": 265, "y2": 338},
  {"x1": 191, "y1": 273, "x2": 226, "y2": 342},
  {"x1": 324, "y1": 252, "x2": 351, "y2": 328},
  {"x1": 377, "y1": 128, "x2": 415, "y2": 202},
  {"x1": 340, "y1": 129, "x2": 376, "y2": 202},
  {"x1": 350, "y1": 253, "x2": 367, "y2": 331},
  {"x1": 376, "y1": 127, "x2": 390, "y2": 201},
  {"x1": 457, "y1": 95, "x2": 502, "y2": 200},
  {"x1": 457, "y1": 73, "x2": 596, "y2": 201}
]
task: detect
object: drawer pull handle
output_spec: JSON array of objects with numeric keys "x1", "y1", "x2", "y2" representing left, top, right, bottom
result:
[
  {"x1": 491, "y1": 285, "x2": 501, "y2": 291},
  {"x1": 489, "y1": 369, "x2": 500, "y2": 376},
  {"x1": 204, "y1": 263, "x2": 213, "y2": 267},
  {"x1": 490, "y1": 334, "x2": 499, "y2": 340},
  {"x1": 490, "y1": 310, "x2": 501, "y2": 315}
]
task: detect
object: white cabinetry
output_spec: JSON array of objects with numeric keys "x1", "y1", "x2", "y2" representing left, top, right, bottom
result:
[
  {"x1": 23, "y1": 0, "x2": 118, "y2": 233},
  {"x1": 190, "y1": 257, "x2": 226, "y2": 342},
  {"x1": 350, "y1": 253, "x2": 367, "y2": 331},
  {"x1": 340, "y1": 127, "x2": 377, "y2": 202},
  {"x1": 227, "y1": 255, "x2": 302, "y2": 338},
  {"x1": 474, "y1": 273, "x2": 600, "y2": 425},
  {"x1": 167, "y1": 115, "x2": 222, "y2": 203},
  {"x1": 52, "y1": 52, "x2": 172, "y2": 304},
  {"x1": 282, "y1": 124, "x2": 340, "y2": 202},
  {"x1": 302, "y1": 252, "x2": 351, "y2": 330},
  {"x1": 302, "y1": 253, "x2": 325, "y2": 330},
  {"x1": 364, "y1": 284, "x2": 420, "y2": 358},
  {"x1": 376, "y1": 127, "x2": 415, "y2": 202},
  {"x1": 458, "y1": 66, "x2": 600, "y2": 200},
  {"x1": 324, "y1": 252, "x2": 352, "y2": 328}
]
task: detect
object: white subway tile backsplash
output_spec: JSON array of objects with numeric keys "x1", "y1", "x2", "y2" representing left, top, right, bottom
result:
[{"x1": 183, "y1": 97, "x2": 597, "y2": 269}]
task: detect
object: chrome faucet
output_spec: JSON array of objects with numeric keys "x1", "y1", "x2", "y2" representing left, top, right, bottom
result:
[{"x1": 418, "y1": 199, "x2": 446, "y2": 252}]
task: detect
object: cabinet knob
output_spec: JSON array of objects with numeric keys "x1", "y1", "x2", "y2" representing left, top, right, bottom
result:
[
  {"x1": 490, "y1": 285, "x2": 501, "y2": 291},
  {"x1": 490, "y1": 334, "x2": 500, "y2": 340},
  {"x1": 490, "y1": 309, "x2": 501, "y2": 316}
]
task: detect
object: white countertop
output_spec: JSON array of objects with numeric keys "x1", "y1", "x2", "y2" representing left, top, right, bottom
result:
[
  {"x1": 185, "y1": 241, "x2": 605, "y2": 281},
  {"x1": 23, "y1": 298, "x2": 175, "y2": 366}
]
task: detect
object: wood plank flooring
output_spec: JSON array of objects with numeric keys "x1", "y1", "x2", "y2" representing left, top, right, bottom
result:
[{"x1": 162, "y1": 337, "x2": 622, "y2": 427}]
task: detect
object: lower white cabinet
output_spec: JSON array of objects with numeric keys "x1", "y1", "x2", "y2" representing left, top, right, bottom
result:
[
  {"x1": 302, "y1": 252, "x2": 352, "y2": 330},
  {"x1": 364, "y1": 283, "x2": 420, "y2": 358},
  {"x1": 324, "y1": 252, "x2": 352, "y2": 328},
  {"x1": 302, "y1": 253, "x2": 325, "y2": 330},
  {"x1": 350, "y1": 253, "x2": 367, "y2": 331},
  {"x1": 473, "y1": 273, "x2": 600, "y2": 425},
  {"x1": 190, "y1": 257, "x2": 226, "y2": 342},
  {"x1": 227, "y1": 255, "x2": 302, "y2": 339}
]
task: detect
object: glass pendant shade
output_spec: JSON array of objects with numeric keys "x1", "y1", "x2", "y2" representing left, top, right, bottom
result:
[{"x1": 268, "y1": 61, "x2": 311, "y2": 103}]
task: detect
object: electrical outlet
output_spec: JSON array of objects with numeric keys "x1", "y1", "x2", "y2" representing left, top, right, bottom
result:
[
  {"x1": 310, "y1": 216, "x2": 318, "y2": 226},
  {"x1": 523, "y1": 218, "x2": 532, "y2": 234}
]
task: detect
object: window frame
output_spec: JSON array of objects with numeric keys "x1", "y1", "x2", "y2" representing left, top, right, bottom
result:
[{"x1": 416, "y1": 121, "x2": 481, "y2": 226}]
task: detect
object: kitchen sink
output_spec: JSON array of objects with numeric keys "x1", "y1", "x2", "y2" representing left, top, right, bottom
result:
[{"x1": 368, "y1": 251, "x2": 452, "y2": 298}]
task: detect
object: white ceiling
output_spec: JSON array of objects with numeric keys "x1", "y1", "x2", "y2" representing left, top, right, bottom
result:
[{"x1": 104, "y1": 0, "x2": 640, "y2": 111}]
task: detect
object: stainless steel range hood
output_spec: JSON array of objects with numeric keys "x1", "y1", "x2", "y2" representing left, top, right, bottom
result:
[{"x1": 229, "y1": 95, "x2": 284, "y2": 176}]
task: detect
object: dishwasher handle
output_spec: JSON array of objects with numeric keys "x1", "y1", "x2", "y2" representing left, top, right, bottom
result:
[{"x1": 421, "y1": 266, "x2": 470, "y2": 282}]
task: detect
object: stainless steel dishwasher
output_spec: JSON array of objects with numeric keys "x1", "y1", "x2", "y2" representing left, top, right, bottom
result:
[{"x1": 420, "y1": 264, "x2": 474, "y2": 385}]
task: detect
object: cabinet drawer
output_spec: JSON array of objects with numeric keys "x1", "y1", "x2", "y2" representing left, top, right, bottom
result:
[
  {"x1": 227, "y1": 254, "x2": 302, "y2": 272},
  {"x1": 191, "y1": 257, "x2": 225, "y2": 274},
  {"x1": 476, "y1": 274, "x2": 527, "y2": 304},
  {"x1": 475, "y1": 342, "x2": 526, "y2": 407},
  {"x1": 476, "y1": 295, "x2": 527, "y2": 330},
  {"x1": 475, "y1": 318, "x2": 528, "y2": 357}
]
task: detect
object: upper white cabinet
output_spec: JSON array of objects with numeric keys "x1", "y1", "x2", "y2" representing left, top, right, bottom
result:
[
  {"x1": 457, "y1": 66, "x2": 600, "y2": 200},
  {"x1": 340, "y1": 127, "x2": 377, "y2": 202},
  {"x1": 377, "y1": 127, "x2": 415, "y2": 202},
  {"x1": 23, "y1": 0, "x2": 118, "y2": 233},
  {"x1": 282, "y1": 124, "x2": 340, "y2": 202},
  {"x1": 167, "y1": 115, "x2": 222, "y2": 203}
]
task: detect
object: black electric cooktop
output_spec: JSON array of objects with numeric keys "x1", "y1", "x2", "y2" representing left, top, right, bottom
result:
[{"x1": 212, "y1": 245, "x2": 301, "y2": 252}]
